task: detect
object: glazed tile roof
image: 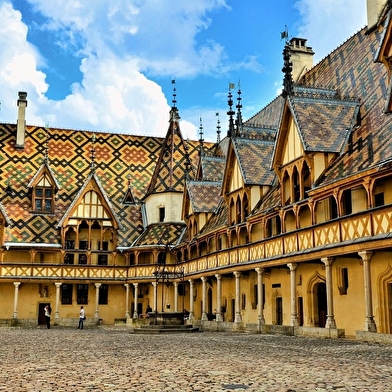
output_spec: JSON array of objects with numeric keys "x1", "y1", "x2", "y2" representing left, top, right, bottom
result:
[
  {"x1": 233, "y1": 138, "x2": 275, "y2": 185},
  {"x1": 198, "y1": 199, "x2": 228, "y2": 236},
  {"x1": 199, "y1": 156, "x2": 226, "y2": 181},
  {"x1": 0, "y1": 122, "x2": 202, "y2": 247},
  {"x1": 289, "y1": 87, "x2": 360, "y2": 153},
  {"x1": 245, "y1": 95, "x2": 285, "y2": 129},
  {"x1": 145, "y1": 108, "x2": 193, "y2": 195},
  {"x1": 132, "y1": 222, "x2": 187, "y2": 247},
  {"x1": 299, "y1": 26, "x2": 392, "y2": 185},
  {"x1": 186, "y1": 181, "x2": 222, "y2": 213}
]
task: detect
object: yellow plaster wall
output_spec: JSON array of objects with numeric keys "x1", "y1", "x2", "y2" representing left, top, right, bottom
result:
[{"x1": 282, "y1": 118, "x2": 303, "y2": 165}]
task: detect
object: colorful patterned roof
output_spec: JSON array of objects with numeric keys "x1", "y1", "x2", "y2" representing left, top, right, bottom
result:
[
  {"x1": 0, "y1": 122, "x2": 202, "y2": 247},
  {"x1": 132, "y1": 222, "x2": 187, "y2": 247},
  {"x1": 233, "y1": 138, "x2": 275, "y2": 185},
  {"x1": 145, "y1": 107, "x2": 193, "y2": 195},
  {"x1": 288, "y1": 87, "x2": 359, "y2": 153},
  {"x1": 299, "y1": 25, "x2": 392, "y2": 185},
  {"x1": 198, "y1": 156, "x2": 226, "y2": 182},
  {"x1": 186, "y1": 181, "x2": 222, "y2": 213}
]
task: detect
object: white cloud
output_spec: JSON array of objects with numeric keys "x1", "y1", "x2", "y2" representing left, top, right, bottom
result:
[{"x1": 295, "y1": 0, "x2": 367, "y2": 62}]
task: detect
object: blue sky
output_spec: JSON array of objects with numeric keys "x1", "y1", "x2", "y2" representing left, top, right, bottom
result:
[{"x1": 0, "y1": 0, "x2": 367, "y2": 141}]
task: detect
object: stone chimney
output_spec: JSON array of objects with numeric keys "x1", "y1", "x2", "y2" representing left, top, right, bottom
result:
[
  {"x1": 16, "y1": 91, "x2": 27, "y2": 148},
  {"x1": 288, "y1": 38, "x2": 314, "y2": 82},
  {"x1": 367, "y1": 0, "x2": 388, "y2": 30}
]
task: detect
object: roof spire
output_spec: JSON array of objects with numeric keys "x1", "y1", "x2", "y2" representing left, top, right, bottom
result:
[
  {"x1": 216, "y1": 112, "x2": 221, "y2": 144},
  {"x1": 170, "y1": 79, "x2": 180, "y2": 121},
  {"x1": 198, "y1": 116, "x2": 204, "y2": 156},
  {"x1": 235, "y1": 81, "x2": 243, "y2": 137},
  {"x1": 282, "y1": 41, "x2": 294, "y2": 98},
  {"x1": 227, "y1": 83, "x2": 235, "y2": 137},
  {"x1": 44, "y1": 128, "x2": 50, "y2": 164}
]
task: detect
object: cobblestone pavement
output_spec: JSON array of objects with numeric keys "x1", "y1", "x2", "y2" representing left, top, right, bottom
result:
[{"x1": 0, "y1": 327, "x2": 392, "y2": 392}]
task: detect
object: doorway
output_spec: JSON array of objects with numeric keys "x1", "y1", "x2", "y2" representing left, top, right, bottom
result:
[
  {"x1": 316, "y1": 283, "x2": 327, "y2": 327},
  {"x1": 276, "y1": 297, "x2": 283, "y2": 325},
  {"x1": 38, "y1": 303, "x2": 50, "y2": 325}
]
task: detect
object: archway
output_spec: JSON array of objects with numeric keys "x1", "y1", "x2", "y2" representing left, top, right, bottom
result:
[{"x1": 315, "y1": 282, "x2": 327, "y2": 327}]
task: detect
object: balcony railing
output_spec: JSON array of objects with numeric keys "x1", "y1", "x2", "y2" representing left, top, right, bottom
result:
[{"x1": 1, "y1": 205, "x2": 391, "y2": 280}]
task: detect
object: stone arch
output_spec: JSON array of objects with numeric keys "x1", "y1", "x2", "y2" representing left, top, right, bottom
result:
[
  {"x1": 306, "y1": 271, "x2": 326, "y2": 327},
  {"x1": 377, "y1": 264, "x2": 392, "y2": 334}
]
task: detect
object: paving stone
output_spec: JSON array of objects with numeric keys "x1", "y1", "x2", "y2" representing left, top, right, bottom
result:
[{"x1": 0, "y1": 327, "x2": 392, "y2": 391}]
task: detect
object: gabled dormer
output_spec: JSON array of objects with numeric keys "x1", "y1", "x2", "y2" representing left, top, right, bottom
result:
[
  {"x1": 272, "y1": 87, "x2": 360, "y2": 206},
  {"x1": 122, "y1": 178, "x2": 137, "y2": 205},
  {"x1": 58, "y1": 173, "x2": 121, "y2": 256},
  {"x1": 28, "y1": 162, "x2": 59, "y2": 214},
  {"x1": 182, "y1": 180, "x2": 221, "y2": 238}
]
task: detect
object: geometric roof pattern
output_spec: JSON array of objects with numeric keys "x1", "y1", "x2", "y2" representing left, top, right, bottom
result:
[
  {"x1": 132, "y1": 222, "x2": 186, "y2": 247},
  {"x1": 0, "y1": 120, "x2": 203, "y2": 247},
  {"x1": 186, "y1": 181, "x2": 222, "y2": 213}
]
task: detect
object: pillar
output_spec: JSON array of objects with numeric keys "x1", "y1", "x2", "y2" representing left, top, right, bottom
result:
[
  {"x1": 255, "y1": 268, "x2": 265, "y2": 325},
  {"x1": 174, "y1": 281, "x2": 179, "y2": 312},
  {"x1": 215, "y1": 274, "x2": 222, "y2": 322},
  {"x1": 133, "y1": 283, "x2": 138, "y2": 319},
  {"x1": 321, "y1": 257, "x2": 336, "y2": 328},
  {"x1": 124, "y1": 284, "x2": 130, "y2": 319},
  {"x1": 54, "y1": 282, "x2": 62, "y2": 324},
  {"x1": 359, "y1": 251, "x2": 377, "y2": 332},
  {"x1": 287, "y1": 263, "x2": 299, "y2": 326},
  {"x1": 152, "y1": 282, "x2": 158, "y2": 312},
  {"x1": 94, "y1": 283, "x2": 101, "y2": 319},
  {"x1": 188, "y1": 279, "x2": 194, "y2": 321},
  {"x1": 13, "y1": 282, "x2": 21, "y2": 319},
  {"x1": 234, "y1": 271, "x2": 242, "y2": 323},
  {"x1": 201, "y1": 277, "x2": 208, "y2": 321}
]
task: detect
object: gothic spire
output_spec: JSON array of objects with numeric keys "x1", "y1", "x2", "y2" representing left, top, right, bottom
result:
[
  {"x1": 282, "y1": 43, "x2": 294, "y2": 98},
  {"x1": 227, "y1": 83, "x2": 235, "y2": 137}
]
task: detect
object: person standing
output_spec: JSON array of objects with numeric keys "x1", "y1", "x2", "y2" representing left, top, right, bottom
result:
[
  {"x1": 44, "y1": 305, "x2": 51, "y2": 329},
  {"x1": 78, "y1": 306, "x2": 85, "y2": 329}
]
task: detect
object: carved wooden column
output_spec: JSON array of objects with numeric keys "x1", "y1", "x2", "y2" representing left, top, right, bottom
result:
[
  {"x1": 359, "y1": 250, "x2": 377, "y2": 332},
  {"x1": 321, "y1": 257, "x2": 336, "y2": 328},
  {"x1": 152, "y1": 282, "x2": 157, "y2": 313}
]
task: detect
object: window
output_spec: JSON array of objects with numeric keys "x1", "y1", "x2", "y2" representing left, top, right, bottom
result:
[
  {"x1": 77, "y1": 284, "x2": 88, "y2": 304},
  {"x1": 159, "y1": 207, "x2": 165, "y2": 222},
  {"x1": 375, "y1": 192, "x2": 385, "y2": 207},
  {"x1": 34, "y1": 187, "x2": 53, "y2": 212},
  {"x1": 61, "y1": 284, "x2": 73, "y2": 304},
  {"x1": 64, "y1": 253, "x2": 74, "y2": 264},
  {"x1": 99, "y1": 284, "x2": 108, "y2": 305},
  {"x1": 340, "y1": 268, "x2": 349, "y2": 295},
  {"x1": 98, "y1": 255, "x2": 108, "y2": 265},
  {"x1": 78, "y1": 254, "x2": 87, "y2": 265}
]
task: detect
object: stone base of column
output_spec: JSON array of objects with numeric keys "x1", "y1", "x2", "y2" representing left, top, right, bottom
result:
[
  {"x1": 188, "y1": 312, "x2": 194, "y2": 321},
  {"x1": 215, "y1": 313, "x2": 223, "y2": 322},
  {"x1": 325, "y1": 316, "x2": 337, "y2": 329},
  {"x1": 133, "y1": 311, "x2": 138, "y2": 319},
  {"x1": 201, "y1": 312, "x2": 208, "y2": 321},
  {"x1": 364, "y1": 317, "x2": 377, "y2": 332},
  {"x1": 234, "y1": 313, "x2": 242, "y2": 323}
]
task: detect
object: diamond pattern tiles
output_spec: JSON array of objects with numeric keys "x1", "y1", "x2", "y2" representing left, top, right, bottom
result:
[
  {"x1": 187, "y1": 181, "x2": 222, "y2": 213},
  {"x1": 133, "y1": 223, "x2": 186, "y2": 247},
  {"x1": 0, "y1": 125, "x2": 202, "y2": 246}
]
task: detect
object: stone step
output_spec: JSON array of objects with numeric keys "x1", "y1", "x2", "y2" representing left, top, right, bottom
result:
[{"x1": 131, "y1": 324, "x2": 200, "y2": 334}]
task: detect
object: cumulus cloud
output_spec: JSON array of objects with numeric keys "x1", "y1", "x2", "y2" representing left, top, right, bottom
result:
[{"x1": 295, "y1": 0, "x2": 367, "y2": 62}]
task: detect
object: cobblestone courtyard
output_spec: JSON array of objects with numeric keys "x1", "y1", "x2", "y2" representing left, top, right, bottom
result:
[{"x1": 0, "y1": 327, "x2": 391, "y2": 391}]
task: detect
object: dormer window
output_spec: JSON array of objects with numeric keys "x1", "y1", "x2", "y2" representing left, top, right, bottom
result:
[{"x1": 32, "y1": 174, "x2": 55, "y2": 213}]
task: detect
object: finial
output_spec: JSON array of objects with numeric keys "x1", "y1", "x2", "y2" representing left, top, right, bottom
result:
[
  {"x1": 172, "y1": 79, "x2": 177, "y2": 108},
  {"x1": 280, "y1": 26, "x2": 289, "y2": 43},
  {"x1": 199, "y1": 116, "x2": 204, "y2": 157},
  {"x1": 216, "y1": 112, "x2": 221, "y2": 144},
  {"x1": 282, "y1": 43, "x2": 293, "y2": 98},
  {"x1": 227, "y1": 83, "x2": 235, "y2": 137},
  {"x1": 235, "y1": 81, "x2": 243, "y2": 137}
]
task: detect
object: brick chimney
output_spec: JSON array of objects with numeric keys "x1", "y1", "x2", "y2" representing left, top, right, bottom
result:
[
  {"x1": 367, "y1": 0, "x2": 388, "y2": 30},
  {"x1": 288, "y1": 38, "x2": 314, "y2": 82},
  {"x1": 16, "y1": 91, "x2": 27, "y2": 148}
]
